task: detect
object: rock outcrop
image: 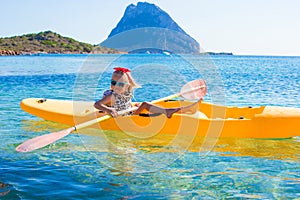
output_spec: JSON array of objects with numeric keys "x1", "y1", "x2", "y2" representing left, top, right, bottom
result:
[
  {"x1": 102, "y1": 2, "x2": 200, "y2": 54},
  {"x1": 0, "y1": 50, "x2": 21, "y2": 56}
]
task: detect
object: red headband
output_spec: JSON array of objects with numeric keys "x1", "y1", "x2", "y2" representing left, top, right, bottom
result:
[{"x1": 113, "y1": 67, "x2": 131, "y2": 73}]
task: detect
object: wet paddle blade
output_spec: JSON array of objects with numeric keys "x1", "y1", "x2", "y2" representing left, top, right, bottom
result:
[
  {"x1": 16, "y1": 127, "x2": 75, "y2": 152},
  {"x1": 180, "y1": 79, "x2": 207, "y2": 100}
]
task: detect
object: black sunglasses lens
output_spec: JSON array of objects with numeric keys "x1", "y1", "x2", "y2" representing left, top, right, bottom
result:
[
  {"x1": 119, "y1": 83, "x2": 125, "y2": 87},
  {"x1": 111, "y1": 80, "x2": 116, "y2": 86}
]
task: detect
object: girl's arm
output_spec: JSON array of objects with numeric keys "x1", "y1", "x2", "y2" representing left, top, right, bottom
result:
[{"x1": 94, "y1": 94, "x2": 118, "y2": 117}]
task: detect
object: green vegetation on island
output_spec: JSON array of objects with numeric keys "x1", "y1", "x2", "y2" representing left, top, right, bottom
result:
[{"x1": 0, "y1": 31, "x2": 123, "y2": 55}]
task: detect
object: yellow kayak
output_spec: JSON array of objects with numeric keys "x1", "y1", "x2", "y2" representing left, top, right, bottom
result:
[{"x1": 20, "y1": 98, "x2": 300, "y2": 138}]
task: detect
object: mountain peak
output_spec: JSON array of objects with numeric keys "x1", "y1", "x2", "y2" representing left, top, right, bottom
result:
[
  {"x1": 108, "y1": 2, "x2": 186, "y2": 38},
  {"x1": 103, "y1": 2, "x2": 200, "y2": 54}
]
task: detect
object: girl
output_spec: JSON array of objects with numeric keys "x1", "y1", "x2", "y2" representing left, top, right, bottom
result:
[{"x1": 94, "y1": 67, "x2": 200, "y2": 118}]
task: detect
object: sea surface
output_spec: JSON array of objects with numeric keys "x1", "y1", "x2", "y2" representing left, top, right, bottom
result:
[{"x1": 0, "y1": 54, "x2": 299, "y2": 199}]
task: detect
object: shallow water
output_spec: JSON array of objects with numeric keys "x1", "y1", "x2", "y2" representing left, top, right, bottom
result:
[{"x1": 0, "y1": 54, "x2": 299, "y2": 199}]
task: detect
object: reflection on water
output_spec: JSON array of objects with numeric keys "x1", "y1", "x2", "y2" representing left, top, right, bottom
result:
[
  {"x1": 10, "y1": 113, "x2": 300, "y2": 198},
  {"x1": 21, "y1": 119, "x2": 300, "y2": 163}
]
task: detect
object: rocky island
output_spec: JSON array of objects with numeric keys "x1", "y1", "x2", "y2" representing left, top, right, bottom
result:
[
  {"x1": 101, "y1": 2, "x2": 200, "y2": 54},
  {"x1": 0, "y1": 31, "x2": 122, "y2": 56}
]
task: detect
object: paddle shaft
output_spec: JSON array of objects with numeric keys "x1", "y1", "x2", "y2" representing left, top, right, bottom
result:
[
  {"x1": 75, "y1": 93, "x2": 183, "y2": 130},
  {"x1": 15, "y1": 92, "x2": 184, "y2": 152},
  {"x1": 75, "y1": 84, "x2": 207, "y2": 130},
  {"x1": 16, "y1": 79, "x2": 207, "y2": 152}
]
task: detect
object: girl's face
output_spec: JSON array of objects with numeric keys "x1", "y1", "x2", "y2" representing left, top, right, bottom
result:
[{"x1": 111, "y1": 73, "x2": 129, "y2": 94}]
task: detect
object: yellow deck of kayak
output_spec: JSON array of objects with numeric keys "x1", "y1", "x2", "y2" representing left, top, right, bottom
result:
[{"x1": 20, "y1": 98, "x2": 300, "y2": 138}]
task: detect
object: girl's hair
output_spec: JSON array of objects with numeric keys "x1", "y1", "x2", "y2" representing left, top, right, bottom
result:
[{"x1": 113, "y1": 67, "x2": 141, "y2": 91}]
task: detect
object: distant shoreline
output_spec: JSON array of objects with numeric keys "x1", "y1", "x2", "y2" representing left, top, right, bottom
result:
[
  {"x1": 0, "y1": 50, "x2": 233, "y2": 56},
  {"x1": 0, "y1": 50, "x2": 127, "y2": 56},
  {"x1": 1, "y1": 53, "x2": 299, "y2": 57},
  {"x1": 0, "y1": 52, "x2": 233, "y2": 56},
  {"x1": 0, "y1": 31, "x2": 124, "y2": 56},
  {"x1": 201, "y1": 52, "x2": 233, "y2": 56}
]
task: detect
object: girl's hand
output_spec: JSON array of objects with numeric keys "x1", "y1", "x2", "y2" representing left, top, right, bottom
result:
[
  {"x1": 108, "y1": 108, "x2": 118, "y2": 118},
  {"x1": 133, "y1": 102, "x2": 141, "y2": 107}
]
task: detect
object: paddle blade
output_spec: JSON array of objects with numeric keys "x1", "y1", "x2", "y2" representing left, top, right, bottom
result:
[
  {"x1": 180, "y1": 79, "x2": 207, "y2": 100},
  {"x1": 16, "y1": 127, "x2": 75, "y2": 152}
]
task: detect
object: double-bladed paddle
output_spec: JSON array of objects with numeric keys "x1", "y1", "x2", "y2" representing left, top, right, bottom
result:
[{"x1": 16, "y1": 79, "x2": 207, "y2": 152}]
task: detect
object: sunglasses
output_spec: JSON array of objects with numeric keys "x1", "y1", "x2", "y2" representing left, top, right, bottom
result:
[{"x1": 111, "y1": 80, "x2": 129, "y2": 88}]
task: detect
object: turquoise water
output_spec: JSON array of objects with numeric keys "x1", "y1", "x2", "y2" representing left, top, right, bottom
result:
[{"x1": 0, "y1": 54, "x2": 299, "y2": 199}]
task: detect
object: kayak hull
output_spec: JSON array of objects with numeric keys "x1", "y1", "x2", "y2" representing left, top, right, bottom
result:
[{"x1": 20, "y1": 98, "x2": 300, "y2": 138}]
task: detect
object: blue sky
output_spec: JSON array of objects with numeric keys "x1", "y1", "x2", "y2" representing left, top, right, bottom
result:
[{"x1": 1, "y1": 0, "x2": 300, "y2": 56}]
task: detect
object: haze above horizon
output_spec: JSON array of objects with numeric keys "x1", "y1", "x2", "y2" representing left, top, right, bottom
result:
[{"x1": 1, "y1": 0, "x2": 300, "y2": 56}]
